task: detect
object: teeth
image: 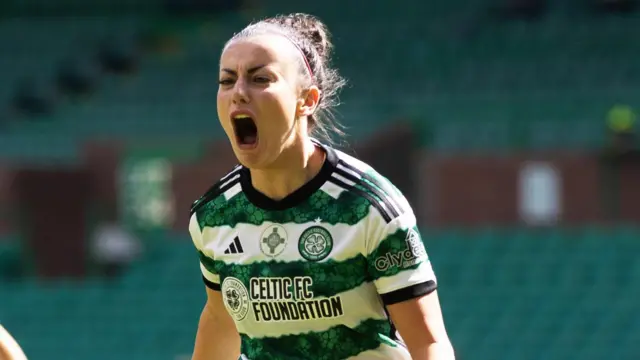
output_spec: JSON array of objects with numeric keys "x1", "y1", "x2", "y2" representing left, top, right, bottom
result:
[{"x1": 234, "y1": 114, "x2": 251, "y2": 119}]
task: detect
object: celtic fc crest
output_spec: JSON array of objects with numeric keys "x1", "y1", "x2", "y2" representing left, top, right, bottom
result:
[
  {"x1": 221, "y1": 277, "x2": 249, "y2": 321},
  {"x1": 260, "y1": 225, "x2": 287, "y2": 257},
  {"x1": 298, "y1": 226, "x2": 333, "y2": 262}
]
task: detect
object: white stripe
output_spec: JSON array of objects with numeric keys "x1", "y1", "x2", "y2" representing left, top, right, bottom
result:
[
  {"x1": 331, "y1": 174, "x2": 356, "y2": 187},
  {"x1": 235, "y1": 282, "x2": 387, "y2": 338},
  {"x1": 220, "y1": 166, "x2": 242, "y2": 183},
  {"x1": 336, "y1": 162, "x2": 362, "y2": 179},
  {"x1": 205, "y1": 219, "x2": 370, "y2": 264},
  {"x1": 365, "y1": 211, "x2": 418, "y2": 257},
  {"x1": 200, "y1": 263, "x2": 220, "y2": 284},
  {"x1": 224, "y1": 182, "x2": 242, "y2": 200},
  {"x1": 374, "y1": 261, "x2": 437, "y2": 295},
  {"x1": 320, "y1": 181, "x2": 347, "y2": 199},
  {"x1": 219, "y1": 173, "x2": 240, "y2": 190}
]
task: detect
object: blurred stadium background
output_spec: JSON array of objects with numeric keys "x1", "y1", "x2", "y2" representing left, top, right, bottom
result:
[{"x1": 1, "y1": 0, "x2": 640, "y2": 359}]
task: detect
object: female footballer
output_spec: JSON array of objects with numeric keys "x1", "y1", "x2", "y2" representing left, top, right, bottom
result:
[{"x1": 188, "y1": 13, "x2": 455, "y2": 360}]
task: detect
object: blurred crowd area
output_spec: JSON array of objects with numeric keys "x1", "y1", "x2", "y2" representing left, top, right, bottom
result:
[{"x1": 1, "y1": 0, "x2": 640, "y2": 359}]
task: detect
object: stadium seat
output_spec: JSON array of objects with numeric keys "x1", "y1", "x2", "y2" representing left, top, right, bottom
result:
[
  {"x1": 1, "y1": 3, "x2": 639, "y2": 159},
  {"x1": 2, "y1": 227, "x2": 640, "y2": 359}
]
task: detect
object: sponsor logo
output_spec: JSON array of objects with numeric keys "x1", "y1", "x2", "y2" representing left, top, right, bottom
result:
[
  {"x1": 222, "y1": 275, "x2": 345, "y2": 323},
  {"x1": 223, "y1": 236, "x2": 244, "y2": 254},
  {"x1": 406, "y1": 228, "x2": 427, "y2": 259},
  {"x1": 249, "y1": 276, "x2": 344, "y2": 322},
  {"x1": 374, "y1": 228, "x2": 427, "y2": 272}
]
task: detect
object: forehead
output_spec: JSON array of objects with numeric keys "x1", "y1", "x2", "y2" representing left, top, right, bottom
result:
[{"x1": 220, "y1": 35, "x2": 300, "y2": 71}]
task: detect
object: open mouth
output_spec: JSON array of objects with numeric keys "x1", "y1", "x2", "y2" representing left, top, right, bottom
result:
[{"x1": 233, "y1": 115, "x2": 258, "y2": 148}]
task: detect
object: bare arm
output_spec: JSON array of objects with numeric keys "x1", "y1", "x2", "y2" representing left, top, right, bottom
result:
[
  {"x1": 386, "y1": 291, "x2": 455, "y2": 360},
  {"x1": 0, "y1": 325, "x2": 27, "y2": 360},
  {"x1": 192, "y1": 287, "x2": 241, "y2": 360}
]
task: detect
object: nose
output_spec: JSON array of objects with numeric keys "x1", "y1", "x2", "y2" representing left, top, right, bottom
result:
[{"x1": 231, "y1": 80, "x2": 250, "y2": 104}]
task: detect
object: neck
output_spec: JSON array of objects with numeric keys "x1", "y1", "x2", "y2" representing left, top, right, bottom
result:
[{"x1": 249, "y1": 138, "x2": 325, "y2": 200}]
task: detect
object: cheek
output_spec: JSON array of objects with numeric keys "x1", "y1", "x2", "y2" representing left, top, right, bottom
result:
[
  {"x1": 259, "y1": 88, "x2": 298, "y2": 125},
  {"x1": 217, "y1": 91, "x2": 231, "y2": 128}
]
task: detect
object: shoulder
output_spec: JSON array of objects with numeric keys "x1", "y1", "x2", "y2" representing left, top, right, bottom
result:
[
  {"x1": 0, "y1": 325, "x2": 27, "y2": 360},
  {"x1": 190, "y1": 164, "x2": 243, "y2": 217},
  {"x1": 329, "y1": 149, "x2": 412, "y2": 224}
]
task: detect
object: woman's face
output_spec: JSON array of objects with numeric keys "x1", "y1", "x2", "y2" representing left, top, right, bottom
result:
[{"x1": 217, "y1": 35, "x2": 307, "y2": 169}]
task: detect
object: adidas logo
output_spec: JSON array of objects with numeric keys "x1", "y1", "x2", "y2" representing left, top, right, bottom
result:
[{"x1": 223, "y1": 236, "x2": 244, "y2": 254}]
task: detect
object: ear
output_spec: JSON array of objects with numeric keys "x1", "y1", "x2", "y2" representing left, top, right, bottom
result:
[{"x1": 297, "y1": 86, "x2": 321, "y2": 117}]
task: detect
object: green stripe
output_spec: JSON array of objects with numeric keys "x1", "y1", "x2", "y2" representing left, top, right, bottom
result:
[
  {"x1": 367, "y1": 227, "x2": 428, "y2": 280},
  {"x1": 198, "y1": 228, "x2": 428, "y2": 298},
  {"x1": 240, "y1": 318, "x2": 396, "y2": 360},
  {"x1": 196, "y1": 189, "x2": 371, "y2": 230}
]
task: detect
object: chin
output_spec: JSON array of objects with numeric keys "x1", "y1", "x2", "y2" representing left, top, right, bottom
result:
[{"x1": 233, "y1": 147, "x2": 270, "y2": 170}]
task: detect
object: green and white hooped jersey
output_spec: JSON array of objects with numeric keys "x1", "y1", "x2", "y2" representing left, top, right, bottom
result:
[{"x1": 189, "y1": 142, "x2": 437, "y2": 360}]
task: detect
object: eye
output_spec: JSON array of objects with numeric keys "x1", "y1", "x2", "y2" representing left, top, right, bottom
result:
[
  {"x1": 254, "y1": 76, "x2": 271, "y2": 83},
  {"x1": 218, "y1": 78, "x2": 234, "y2": 86}
]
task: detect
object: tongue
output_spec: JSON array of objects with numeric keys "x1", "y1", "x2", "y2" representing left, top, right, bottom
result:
[{"x1": 243, "y1": 135, "x2": 257, "y2": 145}]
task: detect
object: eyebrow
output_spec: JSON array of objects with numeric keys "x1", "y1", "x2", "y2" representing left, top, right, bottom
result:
[{"x1": 220, "y1": 65, "x2": 266, "y2": 76}]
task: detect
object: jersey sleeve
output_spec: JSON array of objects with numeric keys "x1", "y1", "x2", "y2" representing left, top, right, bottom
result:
[
  {"x1": 366, "y1": 209, "x2": 437, "y2": 305},
  {"x1": 189, "y1": 212, "x2": 221, "y2": 291}
]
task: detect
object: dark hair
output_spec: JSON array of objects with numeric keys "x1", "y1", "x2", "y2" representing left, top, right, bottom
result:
[{"x1": 226, "y1": 13, "x2": 348, "y2": 144}]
